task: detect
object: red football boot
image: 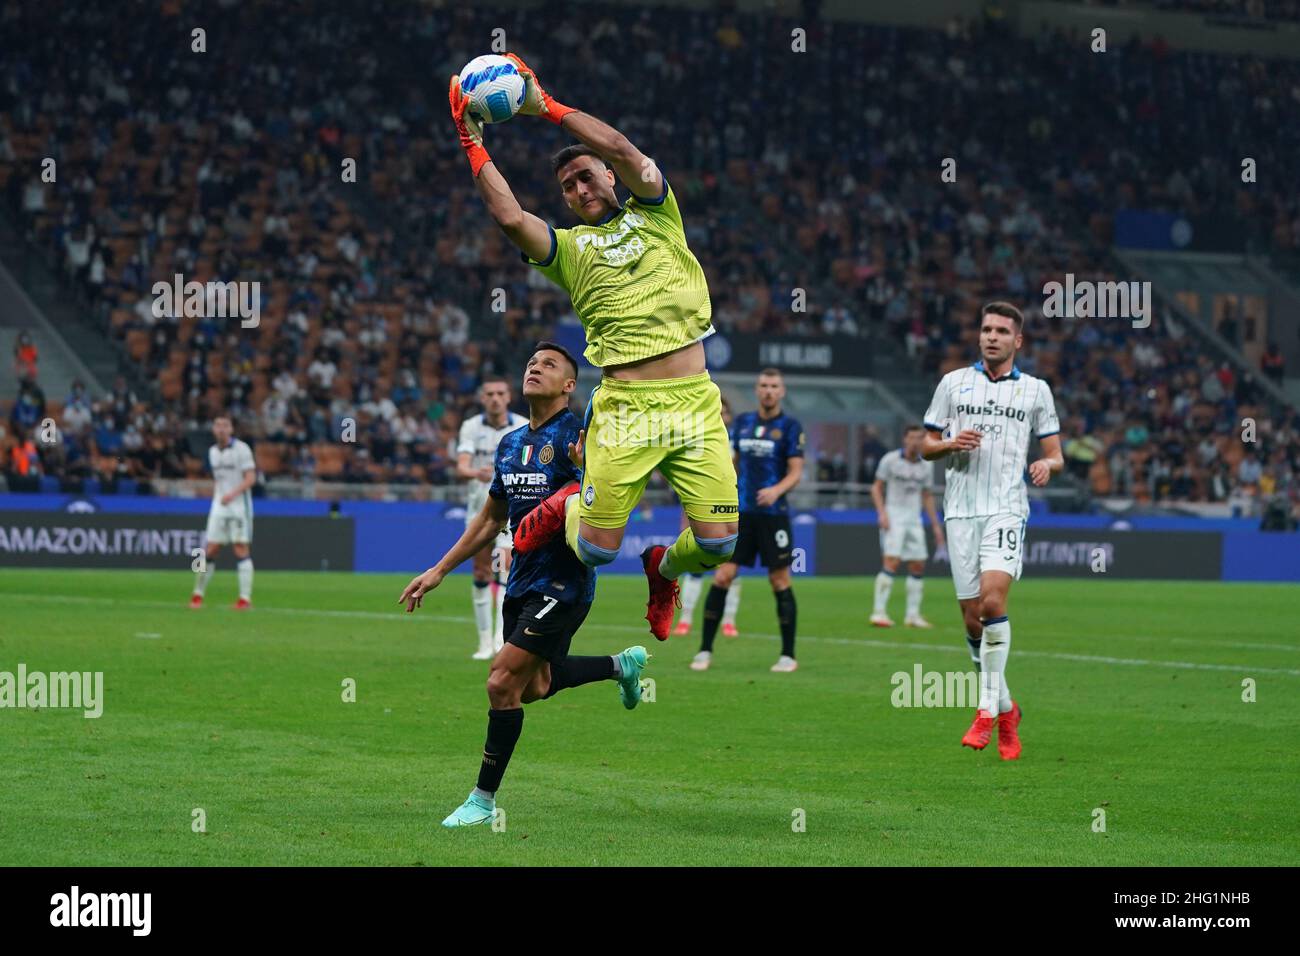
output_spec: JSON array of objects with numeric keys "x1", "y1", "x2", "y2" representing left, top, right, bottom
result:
[
  {"x1": 997, "y1": 701, "x2": 1023, "y2": 761},
  {"x1": 513, "y1": 482, "x2": 579, "y2": 553},
  {"x1": 641, "y1": 546, "x2": 680, "y2": 641},
  {"x1": 189, "y1": 594, "x2": 203, "y2": 609},
  {"x1": 961, "y1": 709, "x2": 996, "y2": 750},
  {"x1": 233, "y1": 598, "x2": 252, "y2": 611},
  {"x1": 672, "y1": 620, "x2": 692, "y2": 636}
]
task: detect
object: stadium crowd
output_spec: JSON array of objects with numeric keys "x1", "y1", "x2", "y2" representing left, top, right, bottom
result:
[{"x1": 0, "y1": 0, "x2": 1296, "y2": 513}]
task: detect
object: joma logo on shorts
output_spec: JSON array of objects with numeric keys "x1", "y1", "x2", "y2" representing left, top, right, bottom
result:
[{"x1": 709, "y1": 504, "x2": 739, "y2": 514}]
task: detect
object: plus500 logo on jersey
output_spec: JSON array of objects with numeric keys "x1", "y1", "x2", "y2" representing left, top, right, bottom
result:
[
  {"x1": 502, "y1": 473, "x2": 550, "y2": 487},
  {"x1": 956, "y1": 401, "x2": 1026, "y2": 421}
]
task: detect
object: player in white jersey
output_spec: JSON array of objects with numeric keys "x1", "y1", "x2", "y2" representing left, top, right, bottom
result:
[
  {"x1": 870, "y1": 425, "x2": 944, "y2": 628},
  {"x1": 190, "y1": 414, "x2": 257, "y2": 610},
  {"x1": 456, "y1": 377, "x2": 529, "y2": 659},
  {"x1": 922, "y1": 302, "x2": 1063, "y2": 760}
]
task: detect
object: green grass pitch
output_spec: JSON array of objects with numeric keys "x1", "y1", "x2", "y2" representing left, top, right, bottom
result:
[{"x1": 2, "y1": 569, "x2": 1296, "y2": 866}]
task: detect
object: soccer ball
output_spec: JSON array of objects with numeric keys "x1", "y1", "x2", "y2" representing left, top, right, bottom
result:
[{"x1": 458, "y1": 54, "x2": 526, "y2": 125}]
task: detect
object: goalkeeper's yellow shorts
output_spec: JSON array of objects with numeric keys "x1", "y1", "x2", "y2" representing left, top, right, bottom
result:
[{"x1": 579, "y1": 372, "x2": 738, "y2": 529}]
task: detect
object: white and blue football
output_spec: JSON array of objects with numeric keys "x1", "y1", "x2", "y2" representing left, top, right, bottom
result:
[{"x1": 458, "y1": 54, "x2": 526, "y2": 124}]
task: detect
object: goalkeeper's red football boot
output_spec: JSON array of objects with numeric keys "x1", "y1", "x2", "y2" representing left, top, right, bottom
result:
[
  {"x1": 189, "y1": 594, "x2": 203, "y2": 609},
  {"x1": 513, "y1": 481, "x2": 578, "y2": 553},
  {"x1": 641, "y1": 546, "x2": 680, "y2": 642},
  {"x1": 961, "y1": 709, "x2": 996, "y2": 750},
  {"x1": 997, "y1": 700, "x2": 1023, "y2": 761}
]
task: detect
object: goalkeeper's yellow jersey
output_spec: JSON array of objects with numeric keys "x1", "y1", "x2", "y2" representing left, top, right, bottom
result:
[{"x1": 523, "y1": 181, "x2": 713, "y2": 368}]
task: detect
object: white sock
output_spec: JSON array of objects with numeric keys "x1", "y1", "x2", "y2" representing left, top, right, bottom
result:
[
  {"x1": 905, "y1": 575, "x2": 923, "y2": 618},
  {"x1": 491, "y1": 583, "x2": 505, "y2": 652},
  {"x1": 872, "y1": 571, "x2": 894, "y2": 615},
  {"x1": 236, "y1": 558, "x2": 253, "y2": 601},
  {"x1": 679, "y1": 573, "x2": 702, "y2": 620},
  {"x1": 472, "y1": 582, "x2": 493, "y2": 650},
  {"x1": 193, "y1": 564, "x2": 215, "y2": 596},
  {"x1": 722, "y1": 578, "x2": 741, "y2": 626},
  {"x1": 979, "y1": 617, "x2": 1012, "y2": 714}
]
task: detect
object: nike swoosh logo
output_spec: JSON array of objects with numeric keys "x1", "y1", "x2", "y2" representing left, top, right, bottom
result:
[
  {"x1": 524, "y1": 628, "x2": 542, "y2": 636},
  {"x1": 699, "y1": 562, "x2": 720, "y2": 570},
  {"x1": 960, "y1": 387, "x2": 973, "y2": 393}
]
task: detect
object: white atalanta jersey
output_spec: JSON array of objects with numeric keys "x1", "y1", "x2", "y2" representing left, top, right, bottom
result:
[
  {"x1": 923, "y1": 362, "x2": 1060, "y2": 519},
  {"x1": 457, "y1": 411, "x2": 528, "y2": 513},
  {"x1": 876, "y1": 449, "x2": 934, "y2": 520},
  {"x1": 208, "y1": 439, "x2": 256, "y2": 511}
]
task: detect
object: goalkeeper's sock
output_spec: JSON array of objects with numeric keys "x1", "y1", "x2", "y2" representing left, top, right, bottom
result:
[
  {"x1": 542, "y1": 656, "x2": 615, "y2": 699},
  {"x1": 659, "y1": 528, "x2": 737, "y2": 580},
  {"x1": 700, "y1": 585, "x2": 727, "y2": 653},
  {"x1": 193, "y1": 563, "x2": 215, "y2": 596},
  {"x1": 477, "y1": 707, "x2": 524, "y2": 794}
]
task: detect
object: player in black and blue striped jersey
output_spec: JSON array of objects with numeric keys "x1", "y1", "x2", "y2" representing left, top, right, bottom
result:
[
  {"x1": 692, "y1": 368, "x2": 806, "y2": 674},
  {"x1": 399, "y1": 342, "x2": 650, "y2": 829}
]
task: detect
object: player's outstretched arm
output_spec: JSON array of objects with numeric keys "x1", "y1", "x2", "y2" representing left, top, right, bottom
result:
[
  {"x1": 398, "y1": 499, "x2": 508, "y2": 611},
  {"x1": 1028, "y1": 434, "x2": 1065, "y2": 487},
  {"x1": 506, "y1": 52, "x2": 663, "y2": 200}
]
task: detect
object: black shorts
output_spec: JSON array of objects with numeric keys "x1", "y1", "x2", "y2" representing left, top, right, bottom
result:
[
  {"x1": 731, "y1": 512, "x2": 794, "y2": 570},
  {"x1": 502, "y1": 591, "x2": 591, "y2": 662}
]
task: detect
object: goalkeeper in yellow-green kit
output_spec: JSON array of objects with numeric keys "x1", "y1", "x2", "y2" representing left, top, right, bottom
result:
[{"x1": 449, "y1": 53, "x2": 738, "y2": 641}]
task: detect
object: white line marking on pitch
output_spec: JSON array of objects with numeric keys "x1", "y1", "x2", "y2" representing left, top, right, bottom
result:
[
  {"x1": 135, "y1": 632, "x2": 161, "y2": 639},
  {"x1": 7, "y1": 592, "x2": 1298, "y2": 677}
]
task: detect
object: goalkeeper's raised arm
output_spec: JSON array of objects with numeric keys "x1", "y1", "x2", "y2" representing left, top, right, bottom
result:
[
  {"x1": 504, "y1": 52, "x2": 663, "y2": 202},
  {"x1": 448, "y1": 75, "x2": 553, "y2": 262}
]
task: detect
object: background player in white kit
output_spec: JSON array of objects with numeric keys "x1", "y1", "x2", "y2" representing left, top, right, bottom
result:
[
  {"x1": 190, "y1": 414, "x2": 257, "y2": 610},
  {"x1": 456, "y1": 377, "x2": 528, "y2": 659},
  {"x1": 870, "y1": 425, "x2": 944, "y2": 629},
  {"x1": 922, "y1": 302, "x2": 1063, "y2": 760}
]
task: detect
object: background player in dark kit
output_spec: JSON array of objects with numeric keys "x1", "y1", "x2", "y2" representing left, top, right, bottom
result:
[{"x1": 692, "y1": 368, "x2": 805, "y2": 673}]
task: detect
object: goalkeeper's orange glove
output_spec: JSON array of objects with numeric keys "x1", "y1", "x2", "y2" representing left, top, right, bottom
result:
[
  {"x1": 504, "y1": 52, "x2": 577, "y2": 126},
  {"x1": 449, "y1": 75, "x2": 491, "y2": 177}
]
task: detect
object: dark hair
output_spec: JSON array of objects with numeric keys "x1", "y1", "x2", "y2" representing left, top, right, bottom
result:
[
  {"x1": 480, "y1": 375, "x2": 510, "y2": 389},
  {"x1": 551, "y1": 144, "x2": 604, "y2": 174},
  {"x1": 980, "y1": 301, "x2": 1024, "y2": 330},
  {"x1": 903, "y1": 423, "x2": 925, "y2": 435},
  {"x1": 532, "y1": 340, "x2": 580, "y2": 379},
  {"x1": 758, "y1": 367, "x2": 783, "y2": 379}
]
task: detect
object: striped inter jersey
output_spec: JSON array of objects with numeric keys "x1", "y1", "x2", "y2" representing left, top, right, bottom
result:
[{"x1": 923, "y1": 362, "x2": 1060, "y2": 519}]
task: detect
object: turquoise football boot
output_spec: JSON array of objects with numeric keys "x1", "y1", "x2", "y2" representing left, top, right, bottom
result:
[
  {"x1": 616, "y1": 645, "x2": 649, "y2": 710},
  {"x1": 441, "y1": 791, "x2": 495, "y2": 828}
]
